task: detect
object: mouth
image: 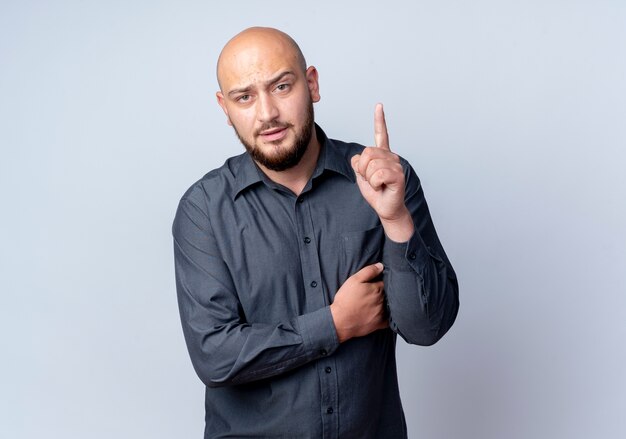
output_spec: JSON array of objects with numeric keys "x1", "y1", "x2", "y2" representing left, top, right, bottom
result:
[{"x1": 258, "y1": 126, "x2": 288, "y2": 142}]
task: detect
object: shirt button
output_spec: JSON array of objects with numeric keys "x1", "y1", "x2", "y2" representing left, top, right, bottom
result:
[
  {"x1": 326, "y1": 407, "x2": 334, "y2": 414},
  {"x1": 409, "y1": 252, "x2": 416, "y2": 260},
  {"x1": 298, "y1": 197, "x2": 305, "y2": 203},
  {"x1": 325, "y1": 367, "x2": 332, "y2": 373},
  {"x1": 303, "y1": 237, "x2": 311, "y2": 244},
  {"x1": 310, "y1": 281, "x2": 318, "y2": 288},
  {"x1": 320, "y1": 349, "x2": 327, "y2": 356}
]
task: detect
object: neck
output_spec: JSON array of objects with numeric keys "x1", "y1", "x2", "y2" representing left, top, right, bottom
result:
[{"x1": 256, "y1": 128, "x2": 321, "y2": 196}]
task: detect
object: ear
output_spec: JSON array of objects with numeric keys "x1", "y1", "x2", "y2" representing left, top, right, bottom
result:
[
  {"x1": 216, "y1": 91, "x2": 233, "y2": 126},
  {"x1": 305, "y1": 66, "x2": 320, "y2": 103}
]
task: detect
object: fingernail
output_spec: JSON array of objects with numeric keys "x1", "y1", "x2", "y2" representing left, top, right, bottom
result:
[{"x1": 375, "y1": 262, "x2": 384, "y2": 270}]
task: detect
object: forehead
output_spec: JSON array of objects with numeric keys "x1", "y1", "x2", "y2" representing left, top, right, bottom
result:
[{"x1": 218, "y1": 36, "x2": 302, "y2": 90}]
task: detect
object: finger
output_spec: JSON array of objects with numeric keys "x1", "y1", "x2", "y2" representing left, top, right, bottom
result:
[
  {"x1": 368, "y1": 169, "x2": 389, "y2": 190},
  {"x1": 363, "y1": 158, "x2": 403, "y2": 184},
  {"x1": 351, "y1": 154, "x2": 361, "y2": 175},
  {"x1": 351, "y1": 154, "x2": 368, "y2": 184},
  {"x1": 374, "y1": 103, "x2": 390, "y2": 151},
  {"x1": 369, "y1": 167, "x2": 404, "y2": 191},
  {"x1": 355, "y1": 262, "x2": 384, "y2": 282},
  {"x1": 354, "y1": 147, "x2": 399, "y2": 179}
]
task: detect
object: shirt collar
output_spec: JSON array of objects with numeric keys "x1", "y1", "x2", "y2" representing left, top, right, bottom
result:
[
  {"x1": 232, "y1": 152, "x2": 264, "y2": 200},
  {"x1": 315, "y1": 124, "x2": 356, "y2": 182},
  {"x1": 232, "y1": 124, "x2": 355, "y2": 200}
]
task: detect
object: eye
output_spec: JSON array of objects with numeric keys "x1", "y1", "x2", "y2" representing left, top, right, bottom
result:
[
  {"x1": 237, "y1": 94, "x2": 251, "y2": 102},
  {"x1": 275, "y1": 83, "x2": 290, "y2": 92}
]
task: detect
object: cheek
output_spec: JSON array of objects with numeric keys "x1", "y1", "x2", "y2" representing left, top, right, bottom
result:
[
  {"x1": 228, "y1": 109, "x2": 255, "y2": 131},
  {"x1": 282, "y1": 98, "x2": 309, "y2": 123}
]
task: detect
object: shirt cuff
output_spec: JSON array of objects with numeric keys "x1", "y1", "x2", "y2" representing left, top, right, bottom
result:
[
  {"x1": 383, "y1": 230, "x2": 439, "y2": 272},
  {"x1": 297, "y1": 306, "x2": 339, "y2": 358}
]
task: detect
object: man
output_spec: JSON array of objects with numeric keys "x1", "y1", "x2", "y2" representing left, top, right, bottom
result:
[{"x1": 173, "y1": 27, "x2": 458, "y2": 438}]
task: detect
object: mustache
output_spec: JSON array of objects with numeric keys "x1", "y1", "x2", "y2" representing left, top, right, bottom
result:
[{"x1": 255, "y1": 122, "x2": 293, "y2": 136}]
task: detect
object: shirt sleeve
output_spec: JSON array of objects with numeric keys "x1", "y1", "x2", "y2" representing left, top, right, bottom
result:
[
  {"x1": 382, "y1": 161, "x2": 460, "y2": 345},
  {"x1": 172, "y1": 194, "x2": 339, "y2": 388}
]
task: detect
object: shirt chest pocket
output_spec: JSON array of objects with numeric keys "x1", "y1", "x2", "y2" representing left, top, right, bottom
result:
[{"x1": 341, "y1": 225, "x2": 385, "y2": 277}]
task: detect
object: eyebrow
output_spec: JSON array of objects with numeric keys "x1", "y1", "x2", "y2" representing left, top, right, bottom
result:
[{"x1": 227, "y1": 71, "x2": 295, "y2": 97}]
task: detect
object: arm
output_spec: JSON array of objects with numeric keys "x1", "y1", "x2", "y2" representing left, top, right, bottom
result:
[
  {"x1": 351, "y1": 103, "x2": 459, "y2": 346},
  {"x1": 382, "y1": 163, "x2": 459, "y2": 345},
  {"x1": 173, "y1": 194, "x2": 389, "y2": 386},
  {"x1": 173, "y1": 196, "x2": 338, "y2": 387}
]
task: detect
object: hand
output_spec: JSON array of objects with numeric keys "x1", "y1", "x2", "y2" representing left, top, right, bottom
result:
[
  {"x1": 351, "y1": 103, "x2": 414, "y2": 242},
  {"x1": 330, "y1": 262, "x2": 388, "y2": 343}
]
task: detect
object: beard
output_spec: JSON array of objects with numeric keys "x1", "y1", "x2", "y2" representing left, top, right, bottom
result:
[{"x1": 234, "y1": 101, "x2": 314, "y2": 172}]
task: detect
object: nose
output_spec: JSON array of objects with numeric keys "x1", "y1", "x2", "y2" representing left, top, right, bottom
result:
[{"x1": 256, "y1": 93, "x2": 279, "y2": 123}]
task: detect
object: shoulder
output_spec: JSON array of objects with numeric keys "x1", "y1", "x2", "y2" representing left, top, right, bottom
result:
[
  {"x1": 327, "y1": 136, "x2": 366, "y2": 158},
  {"x1": 177, "y1": 152, "x2": 247, "y2": 212}
]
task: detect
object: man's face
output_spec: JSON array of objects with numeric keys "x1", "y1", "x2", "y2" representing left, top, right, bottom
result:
[
  {"x1": 216, "y1": 34, "x2": 320, "y2": 171},
  {"x1": 233, "y1": 92, "x2": 314, "y2": 172}
]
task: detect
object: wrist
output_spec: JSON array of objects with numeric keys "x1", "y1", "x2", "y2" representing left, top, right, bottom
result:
[
  {"x1": 380, "y1": 209, "x2": 414, "y2": 243},
  {"x1": 329, "y1": 303, "x2": 350, "y2": 343}
]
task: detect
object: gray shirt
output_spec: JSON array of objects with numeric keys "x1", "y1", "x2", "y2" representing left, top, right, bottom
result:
[{"x1": 172, "y1": 125, "x2": 459, "y2": 438}]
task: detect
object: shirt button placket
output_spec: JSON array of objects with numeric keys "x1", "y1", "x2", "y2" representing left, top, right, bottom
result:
[
  {"x1": 293, "y1": 195, "x2": 338, "y2": 438},
  {"x1": 294, "y1": 197, "x2": 324, "y2": 311}
]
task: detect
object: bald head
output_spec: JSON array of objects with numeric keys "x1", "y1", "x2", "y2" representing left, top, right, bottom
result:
[{"x1": 217, "y1": 27, "x2": 307, "y2": 91}]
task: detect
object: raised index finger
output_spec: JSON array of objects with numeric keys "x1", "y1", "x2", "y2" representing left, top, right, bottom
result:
[{"x1": 374, "y1": 103, "x2": 390, "y2": 150}]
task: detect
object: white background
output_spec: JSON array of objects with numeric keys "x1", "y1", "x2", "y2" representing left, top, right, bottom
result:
[{"x1": 1, "y1": 1, "x2": 625, "y2": 438}]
